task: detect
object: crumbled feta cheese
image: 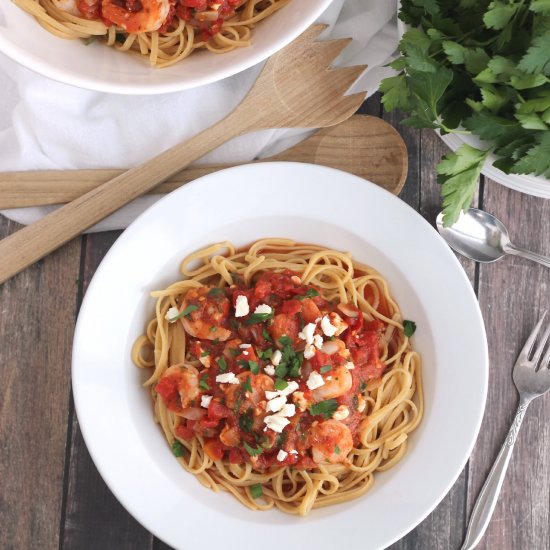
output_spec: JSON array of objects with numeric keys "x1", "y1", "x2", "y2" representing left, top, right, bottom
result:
[
  {"x1": 345, "y1": 361, "x2": 355, "y2": 370},
  {"x1": 326, "y1": 376, "x2": 332, "y2": 381},
  {"x1": 271, "y1": 349, "x2": 282, "y2": 366},
  {"x1": 239, "y1": 343, "x2": 251, "y2": 349},
  {"x1": 242, "y1": 350, "x2": 249, "y2": 356},
  {"x1": 303, "y1": 344, "x2": 316, "y2": 359},
  {"x1": 165, "y1": 306, "x2": 180, "y2": 322},
  {"x1": 313, "y1": 334, "x2": 323, "y2": 349},
  {"x1": 254, "y1": 304, "x2": 272, "y2": 314},
  {"x1": 215, "y1": 372, "x2": 240, "y2": 384},
  {"x1": 264, "y1": 415, "x2": 290, "y2": 433},
  {"x1": 332, "y1": 405, "x2": 350, "y2": 421},
  {"x1": 306, "y1": 371, "x2": 325, "y2": 390},
  {"x1": 266, "y1": 395, "x2": 286, "y2": 413},
  {"x1": 278, "y1": 404, "x2": 296, "y2": 417},
  {"x1": 265, "y1": 381, "x2": 299, "y2": 400},
  {"x1": 289, "y1": 449, "x2": 298, "y2": 455},
  {"x1": 264, "y1": 365, "x2": 276, "y2": 376},
  {"x1": 277, "y1": 449, "x2": 288, "y2": 462},
  {"x1": 298, "y1": 322, "x2": 317, "y2": 345},
  {"x1": 235, "y1": 295, "x2": 249, "y2": 317},
  {"x1": 201, "y1": 395, "x2": 213, "y2": 408},
  {"x1": 321, "y1": 315, "x2": 338, "y2": 337}
]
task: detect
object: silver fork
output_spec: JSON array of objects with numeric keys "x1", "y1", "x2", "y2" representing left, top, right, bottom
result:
[{"x1": 461, "y1": 312, "x2": 550, "y2": 550}]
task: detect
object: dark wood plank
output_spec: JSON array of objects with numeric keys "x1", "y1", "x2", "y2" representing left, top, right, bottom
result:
[
  {"x1": 61, "y1": 231, "x2": 154, "y2": 550},
  {"x1": 0, "y1": 215, "x2": 81, "y2": 550},
  {"x1": 467, "y1": 178, "x2": 550, "y2": 550}
]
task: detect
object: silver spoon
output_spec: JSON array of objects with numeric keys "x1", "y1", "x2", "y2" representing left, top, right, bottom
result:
[{"x1": 436, "y1": 208, "x2": 550, "y2": 269}]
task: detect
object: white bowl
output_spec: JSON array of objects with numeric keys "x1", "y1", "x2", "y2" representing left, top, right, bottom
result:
[
  {"x1": 0, "y1": 0, "x2": 333, "y2": 94},
  {"x1": 72, "y1": 162, "x2": 488, "y2": 550}
]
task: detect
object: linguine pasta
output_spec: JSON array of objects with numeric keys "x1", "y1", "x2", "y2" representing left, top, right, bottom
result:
[
  {"x1": 132, "y1": 239, "x2": 423, "y2": 515},
  {"x1": 14, "y1": 0, "x2": 290, "y2": 68}
]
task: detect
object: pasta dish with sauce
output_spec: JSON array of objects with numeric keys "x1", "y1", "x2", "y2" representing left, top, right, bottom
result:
[
  {"x1": 132, "y1": 239, "x2": 423, "y2": 515},
  {"x1": 14, "y1": 0, "x2": 290, "y2": 68}
]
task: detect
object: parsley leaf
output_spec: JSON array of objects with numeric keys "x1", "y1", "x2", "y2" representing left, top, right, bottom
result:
[
  {"x1": 274, "y1": 378, "x2": 288, "y2": 391},
  {"x1": 216, "y1": 356, "x2": 227, "y2": 372},
  {"x1": 309, "y1": 399, "x2": 338, "y2": 419},
  {"x1": 250, "y1": 484, "x2": 263, "y2": 499},
  {"x1": 244, "y1": 441, "x2": 263, "y2": 457},
  {"x1": 248, "y1": 361, "x2": 260, "y2": 374},
  {"x1": 403, "y1": 320, "x2": 417, "y2": 338},
  {"x1": 246, "y1": 311, "x2": 274, "y2": 325},
  {"x1": 242, "y1": 376, "x2": 252, "y2": 393},
  {"x1": 171, "y1": 440, "x2": 185, "y2": 457},
  {"x1": 199, "y1": 374, "x2": 210, "y2": 391},
  {"x1": 295, "y1": 288, "x2": 321, "y2": 301},
  {"x1": 438, "y1": 144, "x2": 490, "y2": 226},
  {"x1": 320, "y1": 365, "x2": 332, "y2": 374},
  {"x1": 168, "y1": 304, "x2": 198, "y2": 322}
]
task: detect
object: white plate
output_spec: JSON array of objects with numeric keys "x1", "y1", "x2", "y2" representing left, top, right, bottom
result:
[
  {"x1": 72, "y1": 162, "x2": 488, "y2": 550},
  {"x1": 0, "y1": 0, "x2": 332, "y2": 94}
]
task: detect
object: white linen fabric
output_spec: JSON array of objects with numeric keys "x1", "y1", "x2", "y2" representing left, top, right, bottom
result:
[{"x1": 0, "y1": 0, "x2": 399, "y2": 232}]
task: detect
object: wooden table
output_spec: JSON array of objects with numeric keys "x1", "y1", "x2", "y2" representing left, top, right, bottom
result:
[{"x1": 1, "y1": 95, "x2": 549, "y2": 550}]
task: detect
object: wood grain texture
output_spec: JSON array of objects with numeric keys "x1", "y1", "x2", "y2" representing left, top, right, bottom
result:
[
  {"x1": 0, "y1": 216, "x2": 81, "y2": 550},
  {"x1": 1, "y1": 93, "x2": 549, "y2": 550},
  {"x1": 0, "y1": 116, "x2": 407, "y2": 208}
]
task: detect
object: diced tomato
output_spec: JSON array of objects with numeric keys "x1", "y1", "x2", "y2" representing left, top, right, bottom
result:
[
  {"x1": 180, "y1": 0, "x2": 207, "y2": 8},
  {"x1": 155, "y1": 376, "x2": 180, "y2": 410},
  {"x1": 228, "y1": 448, "x2": 246, "y2": 464},
  {"x1": 309, "y1": 350, "x2": 332, "y2": 371},
  {"x1": 208, "y1": 400, "x2": 233, "y2": 420},
  {"x1": 203, "y1": 438, "x2": 224, "y2": 461},
  {"x1": 281, "y1": 299, "x2": 301, "y2": 316},
  {"x1": 175, "y1": 423, "x2": 195, "y2": 441},
  {"x1": 254, "y1": 278, "x2": 272, "y2": 301}
]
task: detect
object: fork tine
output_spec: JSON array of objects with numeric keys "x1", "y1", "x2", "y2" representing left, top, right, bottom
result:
[
  {"x1": 518, "y1": 310, "x2": 547, "y2": 362},
  {"x1": 540, "y1": 340, "x2": 550, "y2": 370},
  {"x1": 312, "y1": 38, "x2": 354, "y2": 65},
  {"x1": 531, "y1": 320, "x2": 550, "y2": 368},
  {"x1": 329, "y1": 65, "x2": 369, "y2": 92}
]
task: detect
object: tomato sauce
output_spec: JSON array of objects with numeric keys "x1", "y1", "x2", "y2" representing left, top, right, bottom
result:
[{"x1": 155, "y1": 270, "x2": 388, "y2": 471}]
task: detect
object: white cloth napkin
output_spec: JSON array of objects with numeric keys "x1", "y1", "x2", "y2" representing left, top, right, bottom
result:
[{"x1": 0, "y1": 0, "x2": 399, "y2": 232}]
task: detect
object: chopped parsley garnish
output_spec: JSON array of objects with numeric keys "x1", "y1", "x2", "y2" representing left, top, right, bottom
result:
[
  {"x1": 248, "y1": 361, "x2": 260, "y2": 374},
  {"x1": 200, "y1": 350, "x2": 210, "y2": 357},
  {"x1": 168, "y1": 304, "x2": 198, "y2": 321},
  {"x1": 199, "y1": 374, "x2": 210, "y2": 391},
  {"x1": 217, "y1": 356, "x2": 228, "y2": 372},
  {"x1": 244, "y1": 441, "x2": 264, "y2": 457},
  {"x1": 242, "y1": 376, "x2": 252, "y2": 393},
  {"x1": 212, "y1": 338, "x2": 220, "y2": 345},
  {"x1": 278, "y1": 335, "x2": 293, "y2": 346},
  {"x1": 171, "y1": 440, "x2": 185, "y2": 457},
  {"x1": 229, "y1": 348, "x2": 241, "y2": 357},
  {"x1": 239, "y1": 408, "x2": 254, "y2": 433},
  {"x1": 246, "y1": 311, "x2": 274, "y2": 325},
  {"x1": 320, "y1": 365, "x2": 332, "y2": 374},
  {"x1": 309, "y1": 399, "x2": 338, "y2": 419},
  {"x1": 258, "y1": 348, "x2": 273, "y2": 360},
  {"x1": 274, "y1": 378, "x2": 288, "y2": 391},
  {"x1": 334, "y1": 444, "x2": 341, "y2": 455},
  {"x1": 296, "y1": 288, "x2": 320, "y2": 300},
  {"x1": 208, "y1": 287, "x2": 224, "y2": 297},
  {"x1": 209, "y1": 326, "x2": 217, "y2": 333},
  {"x1": 262, "y1": 328, "x2": 272, "y2": 342},
  {"x1": 403, "y1": 320, "x2": 417, "y2": 338},
  {"x1": 274, "y1": 363, "x2": 288, "y2": 378},
  {"x1": 250, "y1": 484, "x2": 263, "y2": 499},
  {"x1": 360, "y1": 381, "x2": 367, "y2": 392}
]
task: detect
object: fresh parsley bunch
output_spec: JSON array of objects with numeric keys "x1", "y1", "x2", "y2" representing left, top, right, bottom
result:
[{"x1": 380, "y1": 0, "x2": 550, "y2": 225}]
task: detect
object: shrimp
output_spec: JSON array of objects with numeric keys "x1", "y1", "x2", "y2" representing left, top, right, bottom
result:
[
  {"x1": 225, "y1": 373, "x2": 274, "y2": 415},
  {"x1": 101, "y1": 0, "x2": 171, "y2": 33},
  {"x1": 180, "y1": 287, "x2": 232, "y2": 342},
  {"x1": 309, "y1": 419, "x2": 353, "y2": 464},
  {"x1": 311, "y1": 364, "x2": 353, "y2": 402},
  {"x1": 155, "y1": 365, "x2": 200, "y2": 413}
]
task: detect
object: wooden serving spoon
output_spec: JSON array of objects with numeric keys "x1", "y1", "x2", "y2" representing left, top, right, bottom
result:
[
  {"x1": 0, "y1": 24, "x2": 367, "y2": 285},
  {"x1": 0, "y1": 116, "x2": 407, "y2": 208}
]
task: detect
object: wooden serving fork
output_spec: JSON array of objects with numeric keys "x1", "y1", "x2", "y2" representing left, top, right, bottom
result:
[{"x1": 0, "y1": 25, "x2": 366, "y2": 284}]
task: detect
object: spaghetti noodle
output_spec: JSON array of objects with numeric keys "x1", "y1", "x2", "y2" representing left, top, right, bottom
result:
[
  {"x1": 14, "y1": 0, "x2": 290, "y2": 68},
  {"x1": 132, "y1": 239, "x2": 423, "y2": 515}
]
